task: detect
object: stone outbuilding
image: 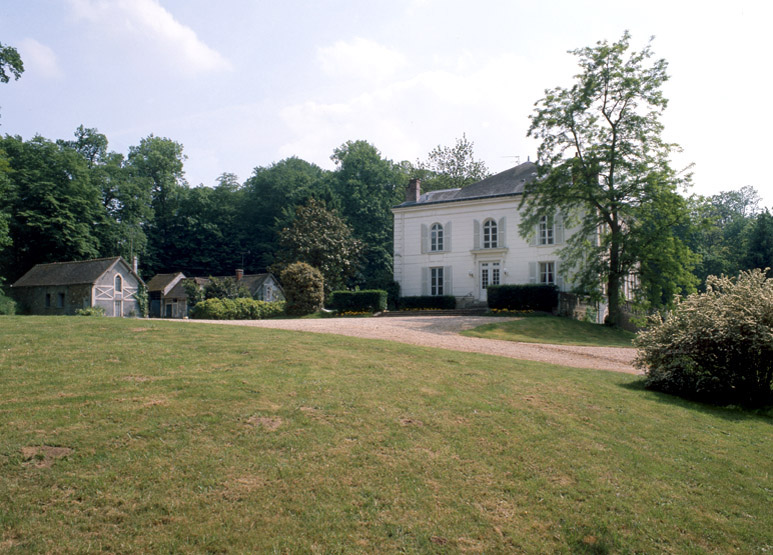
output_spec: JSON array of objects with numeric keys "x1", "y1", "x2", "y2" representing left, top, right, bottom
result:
[{"x1": 11, "y1": 257, "x2": 144, "y2": 317}]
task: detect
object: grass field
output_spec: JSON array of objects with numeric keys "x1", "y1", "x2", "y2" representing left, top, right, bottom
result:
[
  {"x1": 1, "y1": 316, "x2": 771, "y2": 553},
  {"x1": 462, "y1": 314, "x2": 637, "y2": 347}
]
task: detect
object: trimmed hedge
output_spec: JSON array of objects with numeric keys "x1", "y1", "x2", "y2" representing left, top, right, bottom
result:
[
  {"x1": 399, "y1": 295, "x2": 456, "y2": 310},
  {"x1": 190, "y1": 298, "x2": 285, "y2": 320},
  {"x1": 329, "y1": 290, "x2": 387, "y2": 313},
  {"x1": 487, "y1": 284, "x2": 558, "y2": 312}
]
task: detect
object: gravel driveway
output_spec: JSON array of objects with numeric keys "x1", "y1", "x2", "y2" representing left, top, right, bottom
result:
[{"x1": 184, "y1": 315, "x2": 639, "y2": 374}]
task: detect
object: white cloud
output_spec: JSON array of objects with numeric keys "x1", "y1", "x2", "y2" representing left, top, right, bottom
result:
[
  {"x1": 67, "y1": 0, "x2": 232, "y2": 75},
  {"x1": 317, "y1": 37, "x2": 407, "y2": 82},
  {"x1": 18, "y1": 39, "x2": 63, "y2": 80}
]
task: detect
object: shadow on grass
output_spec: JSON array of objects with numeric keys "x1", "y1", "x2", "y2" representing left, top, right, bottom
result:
[{"x1": 619, "y1": 378, "x2": 773, "y2": 423}]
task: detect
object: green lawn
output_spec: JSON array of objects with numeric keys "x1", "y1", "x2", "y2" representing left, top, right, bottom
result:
[
  {"x1": 1, "y1": 316, "x2": 771, "y2": 553},
  {"x1": 462, "y1": 314, "x2": 637, "y2": 347}
]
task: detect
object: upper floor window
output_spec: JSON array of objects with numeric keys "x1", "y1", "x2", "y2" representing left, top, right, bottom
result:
[
  {"x1": 430, "y1": 223, "x2": 444, "y2": 252},
  {"x1": 539, "y1": 216, "x2": 554, "y2": 245},
  {"x1": 483, "y1": 219, "x2": 498, "y2": 249},
  {"x1": 115, "y1": 274, "x2": 123, "y2": 292}
]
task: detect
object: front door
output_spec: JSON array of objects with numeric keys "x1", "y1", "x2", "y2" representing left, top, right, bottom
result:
[{"x1": 479, "y1": 261, "x2": 501, "y2": 302}]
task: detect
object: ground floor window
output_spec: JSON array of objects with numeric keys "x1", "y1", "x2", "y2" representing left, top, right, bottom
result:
[
  {"x1": 45, "y1": 293, "x2": 51, "y2": 308},
  {"x1": 540, "y1": 262, "x2": 555, "y2": 285},
  {"x1": 430, "y1": 267, "x2": 444, "y2": 296},
  {"x1": 57, "y1": 292, "x2": 65, "y2": 308}
]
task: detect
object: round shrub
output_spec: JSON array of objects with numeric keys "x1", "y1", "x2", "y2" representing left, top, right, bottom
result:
[
  {"x1": 634, "y1": 269, "x2": 773, "y2": 407},
  {"x1": 280, "y1": 262, "x2": 324, "y2": 316}
]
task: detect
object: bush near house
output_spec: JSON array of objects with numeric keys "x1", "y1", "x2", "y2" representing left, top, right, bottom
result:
[
  {"x1": 280, "y1": 262, "x2": 324, "y2": 316},
  {"x1": 487, "y1": 284, "x2": 558, "y2": 312},
  {"x1": 189, "y1": 298, "x2": 285, "y2": 320},
  {"x1": 635, "y1": 269, "x2": 773, "y2": 407},
  {"x1": 329, "y1": 290, "x2": 387, "y2": 313},
  {"x1": 399, "y1": 295, "x2": 456, "y2": 310}
]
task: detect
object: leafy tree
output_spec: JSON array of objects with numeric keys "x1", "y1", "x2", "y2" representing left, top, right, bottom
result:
[
  {"x1": 0, "y1": 135, "x2": 102, "y2": 281},
  {"x1": 126, "y1": 135, "x2": 187, "y2": 274},
  {"x1": 415, "y1": 133, "x2": 490, "y2": 191},
  {"x1": 275, "y1": 198, "x2": 363, "y2": 294},
  {"x1": 203, "y1": 276, "x2": 250, "y2": 300},
  {"x1": 520, "y1": 32, "x2": 696, "y2": 325},
  {"x1": 330, "y1": 140, "x2": 404, "y2": 287},
  {"x1": 0, "y1": 41, "x2": 24, "y2": 84},
  {"x1": 743, "y1": 210, "x2": 773, "y2": 275},
  {"x1": 242, "y1": 157, "x2": 329, "y2": 270},
  {"x1": 280, "y1": 261, "x2": 324, "y2": 316}
]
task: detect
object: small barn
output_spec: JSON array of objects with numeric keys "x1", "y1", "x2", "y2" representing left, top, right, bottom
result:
[
  {"x1": 11, "y1": 257, "x2": 144, "y2": 317},
  {"x1": 146, "y1": 272, "x2": 188, "y2": 318}
]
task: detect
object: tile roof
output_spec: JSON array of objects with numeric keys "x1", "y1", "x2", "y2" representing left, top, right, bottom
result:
[
  {"x1": 146, "y1": 272, "x2": 186, "y2": 293},
  {"x1": 11, "y1": 257, "x2": 134, "y2": 288},
  {"x1": 395, "y1": 161, "x2": 538, "y2": 208}
]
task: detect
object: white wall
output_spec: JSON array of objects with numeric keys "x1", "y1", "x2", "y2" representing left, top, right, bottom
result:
[{"x1": 393, "y1": 196, "x2": 569, "y2": 304}]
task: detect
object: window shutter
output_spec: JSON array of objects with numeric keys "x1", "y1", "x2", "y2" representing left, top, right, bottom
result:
[
  {"x1": 421, "y1": 224, "x2": 428, "y2": 254},
  {"x1": 445, "y1": 221, "x2": 452, "y2": 252},
  {"x1": 473, "y1": 220, "x2": 481, "y2": 249},
  {"x1": 498, "y1": 217, "x2": 506, "y2": 247},
  {"x1": 421, "y1": 267, "x2": 429, "y2": 295},
  {"x1": 444, "y1": 266, "x2": 453, "y2": 296},
  {"x1": 529, "y1": 224, "x2": 537, "y2": 246},
  {"x1": 555, "y1": 213, "x2": 564, "y2": 245},
  {"x1": 529, "y1": 262, "x2": 537, "y2": 283}
]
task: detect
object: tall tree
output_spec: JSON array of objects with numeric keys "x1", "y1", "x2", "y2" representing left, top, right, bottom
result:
[
  {"x1": 275, "y1": 198, "x2": 363, "y2": 294},
  {"x1": 330, "y1": 140, "x2": 404, "y2": 287},
  {"x1": 521, "y1": 32, "x2": 696, "y2": 325},
  {"x1": 415, "y1": 133, "x2": 490, "y2": 191},
  {"x1": 126, "y1": 135, "x2": 187, "y2": 274},
  {"x1": 743, "y1": 210, "x2": 773, "y2": 275}
]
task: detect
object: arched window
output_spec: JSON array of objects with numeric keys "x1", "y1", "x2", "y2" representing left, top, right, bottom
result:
[
  {"x1": 430, "y1": 223, "x2": 444, "y2": 251},
  {"x1": 483, "y1": 219, "x2": 498, "y2": 249},
  {"x1": 115, "y1": 274, "x2": 122, "y2": 292}
]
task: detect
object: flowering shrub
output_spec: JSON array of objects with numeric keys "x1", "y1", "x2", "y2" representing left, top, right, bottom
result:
[{"x1": 634, "y1": 269, "x2": 773, "y2": 407}]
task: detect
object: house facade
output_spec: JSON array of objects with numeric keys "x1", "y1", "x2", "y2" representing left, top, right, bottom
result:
[
  {"x1": 11, "y1": 257, "x2": 144, "y2": 317},
  {"x1": 392, "y1": 162, "x2": 572, "y2": 308}
]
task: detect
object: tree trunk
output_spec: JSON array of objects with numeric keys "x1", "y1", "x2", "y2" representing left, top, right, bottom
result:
[{"x1": 606, "y1": 229, "x2": 622, "y2": 327}]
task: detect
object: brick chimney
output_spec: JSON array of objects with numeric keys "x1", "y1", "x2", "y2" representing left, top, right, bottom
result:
[
  {"x1": 235, "y1": 269, "x2": 244, "y2": 281},
  {"x1": 406, "y1": 178, "x2": 421, "y2": 203}
]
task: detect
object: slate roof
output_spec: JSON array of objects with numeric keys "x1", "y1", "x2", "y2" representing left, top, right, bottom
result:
[
  {"x1": 11, "y1": 257, "x2": 139, "y2": 288},
  {"x1": 195, "y1": 274, "x2": 274, "y2": 296},
  {"x1": 146, "y1": 272, "x2": 186, "y2": 294},
  {"x1": 395, "y1": 161, "x2": 538, "y2": 208}
]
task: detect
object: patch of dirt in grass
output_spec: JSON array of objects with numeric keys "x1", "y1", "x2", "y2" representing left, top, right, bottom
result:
[
  {"x1": 130, "y1": 327, "x2": 153, "y2": 332},
  {"x1": 121, "y1": 375, "x2": 156, "y2": 383},
  {"x1": 400, "y1": 418, "x2": 423, "y2": 427},
  {"x1": 21, "y1": 445, "x2": 74, "y2": 468},
  {"x1": 247, "y1": 415, "x2": 282, "y2": 431},
  {"x1": 221, "y1": 475, "x2": 267, "y2": 500}
]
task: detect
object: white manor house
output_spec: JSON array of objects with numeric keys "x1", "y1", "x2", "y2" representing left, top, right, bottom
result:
[{"x1": 392, "y1": 161, "x2": 572, "y2": 308}]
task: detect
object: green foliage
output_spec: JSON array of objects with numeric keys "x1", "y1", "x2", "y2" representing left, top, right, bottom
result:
[
  {"x1": 189, "y1": 298, "x2": 285, "y2": 320},
  {"x1": 522, "y1": 32, "x2": 696, "y2": 325},
  {"x1": 135, "y1": 283, "x2": 148, "y2": 318},
  {"x1": 743, "y1": 210, "x2": 773, "y2": 275},
  {"x1": 328, "y1": 290, "x2": 387, "y2": 313},
  {"x1": 280, "y1": 262, "x2": 325, "y2": 316},
  {"x1": 0, "y1": 283, "x2": 15, "y2": 315},
  {"x1": 75, "y1": 306, "x2": 105, "y2": 317},
  {"x1": 487, "y1": 284, "x2": 558, "y2": 312},
  {"x1": 203, "y1": 276, "x2": 250, "y2": 300},
  {"x1": 635, "y1": 269, "x2": 773, "y2": 407},
  {"x1": 0, "y1": 41, "x2": 23, "y2": 84},
  {"x1": 182, "y1": 278, "x2": 204, "y2": 307},
  {"x1": 415, "y1": 133, "x2": 490, "y2": 191},
  {"x1": 399, "y1": 295, "x2": 456, "y2": 310},
  {"x1": 276, "y1": 199, "x2": 362, "y2": 293}
]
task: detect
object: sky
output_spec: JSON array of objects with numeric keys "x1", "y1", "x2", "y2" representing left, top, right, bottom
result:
[{"x1": 1, "y1": 0, "x2": 772, "y2": 208}]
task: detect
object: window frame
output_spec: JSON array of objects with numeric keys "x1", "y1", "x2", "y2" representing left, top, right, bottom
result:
[
  {"x1": 539, "y1": 261, "x2": 555, "y2": 285},
  {"x1": 482, "y1": 219, "x2": 498, "y2": 249},
  {"x1": 115, "y1": 274, "x2": 123, "y2": 293},
  {"x1": 430, "y1": 223, "x2": 444, "y2": 252},
  {"x1": 430, "y1": 267, "x2": 444, "y2": 296},
  {"x1": 538, "y1": 215, "x2": 554, "y2": 245}
]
